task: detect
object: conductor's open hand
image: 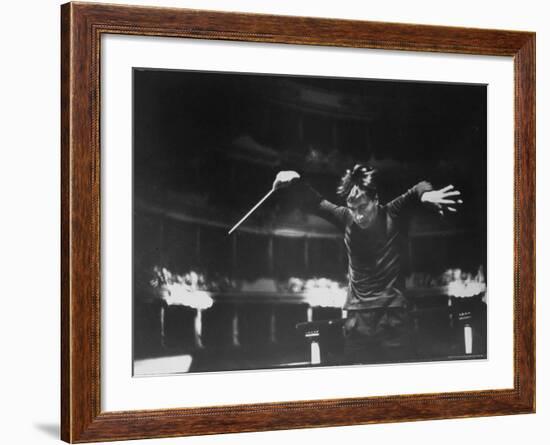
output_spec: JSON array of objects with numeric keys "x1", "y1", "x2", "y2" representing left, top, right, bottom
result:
[
  {"x1": 421, "y1": 184, "x2": 463, "y2": 216},
  {"x1": 273, "y1": 171, "x2": 300, "y2": 190}
]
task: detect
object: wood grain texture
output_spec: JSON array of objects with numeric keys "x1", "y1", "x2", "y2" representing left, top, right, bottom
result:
[
  {"x1": 60, "y1": 4, "x2": 71, "y2": 441},
  {"x1": 60, "y1": 2, "x2": 536, "y2": 442},
  {"x1": 513, "y1": 34, "x2": 536, "y2": 411}
]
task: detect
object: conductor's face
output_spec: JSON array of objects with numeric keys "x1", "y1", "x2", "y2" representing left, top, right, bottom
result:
[{"x1": 347, "y1": 190, "x2": 378, "y2": 229}]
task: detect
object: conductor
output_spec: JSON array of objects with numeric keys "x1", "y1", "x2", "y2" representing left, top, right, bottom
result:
[{"x1": 273, "y1": 165, "x2": 463, "y2": 364}]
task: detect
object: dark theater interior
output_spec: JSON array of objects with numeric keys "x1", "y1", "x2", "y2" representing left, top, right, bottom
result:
[{"x1": 132, "y1": 68, "x2": 487, "y2": 376}]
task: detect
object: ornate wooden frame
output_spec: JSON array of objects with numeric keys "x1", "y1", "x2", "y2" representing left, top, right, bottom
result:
[{"x1": 61, "y1": 2, "x2": 535, "y2": 442}]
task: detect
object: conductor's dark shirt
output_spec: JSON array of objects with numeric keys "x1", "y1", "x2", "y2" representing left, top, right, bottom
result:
[{"x1": 294, "y1": 180, "x2": 432, "y2": 310}]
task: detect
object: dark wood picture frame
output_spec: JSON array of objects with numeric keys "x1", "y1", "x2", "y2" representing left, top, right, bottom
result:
[{"x1": 61, "y1": 2, "x2": 535, "y2": 442}]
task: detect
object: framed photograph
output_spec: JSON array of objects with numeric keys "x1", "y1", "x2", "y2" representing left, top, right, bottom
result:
[{"x1": 61, "y1": 2, "x2": 535, "y2": 442}]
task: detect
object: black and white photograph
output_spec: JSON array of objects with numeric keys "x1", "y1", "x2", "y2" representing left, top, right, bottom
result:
[
  {"x1": 2, "y1": 0, "x2": 545, "y2": 443},
  {"x1": 132, "y1": 68, "x2": 487, "y2": 376}
]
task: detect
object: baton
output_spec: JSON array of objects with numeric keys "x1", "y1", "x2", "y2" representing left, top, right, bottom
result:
[{"x1": 228, "y1": 188, "x2": 275, "y2": 235}]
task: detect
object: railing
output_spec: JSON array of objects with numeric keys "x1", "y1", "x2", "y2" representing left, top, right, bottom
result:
[{"x1": 136, "y1": 287, "x2": 485, "y2": 368}]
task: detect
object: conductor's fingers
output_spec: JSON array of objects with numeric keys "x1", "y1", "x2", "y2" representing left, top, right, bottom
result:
[
  {"x1": 442, "y1": 190, "x2": 461, "y2": 197},
  {"x1": 440, "y1": 198, "x2": 464, "y2": 205},
  {"x1": 439, "y1": 184, "x2": 454, "y2": 192},
  {"x1": 446, "y1": 207, "x2": 457, "y2": 212}
]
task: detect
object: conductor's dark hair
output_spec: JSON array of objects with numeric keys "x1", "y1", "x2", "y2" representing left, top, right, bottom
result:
[{"x1": 337, "y1": 164, "x2": 379, "y2": 200}]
